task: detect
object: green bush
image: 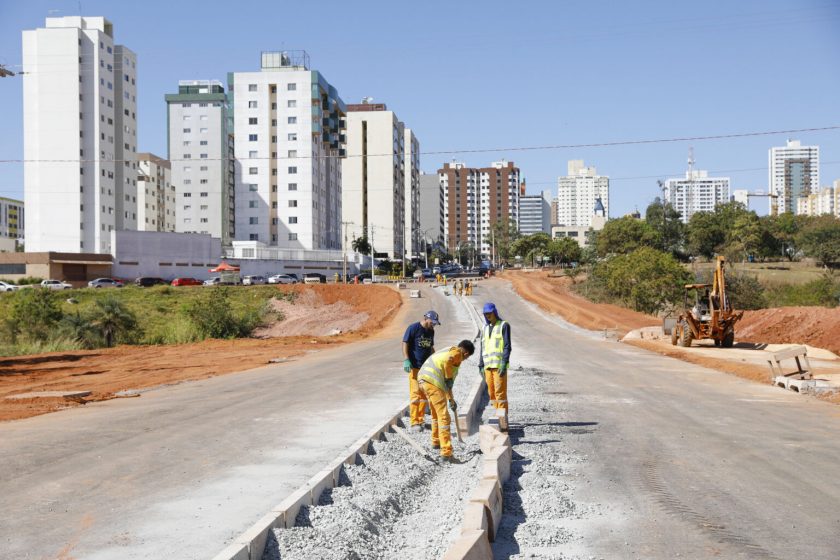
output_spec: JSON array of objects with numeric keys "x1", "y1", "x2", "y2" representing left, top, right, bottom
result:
[
  {"x1": 724, "y1": 273, "x2": 767, "y2": 310},
  {"x1": 0, "y1": 336, "x2": 83, "y2": 357},
  {"x1": 5, "y1": 288, "x2": 64, "y2": 343},
  {"x1": 765, "y1": 274, "x2": 840, "y2": 307},
  {"x1": 143, "y1": 315, "x2": 200, "y2": 345},
  {"x1": 181, "y1": 287, "x2": 267, "y2": 339},
  {"x1": 87, "y1": 297, "x2": 140, "y2": 347}
]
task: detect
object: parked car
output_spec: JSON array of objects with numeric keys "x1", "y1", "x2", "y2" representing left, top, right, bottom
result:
[
  {"x1": 303, "y1": 273, "x2": 327, "y2": 284},
  {"x1": 242, "y1": 275, "x2": 267, "y2": 286},
  {"x1": 41, "y1": 279, "x2": 72, "y2": 290},
  {"x1": 0, "y1": 281, "x2": 19, "y2": 292},
  {"x1": 135, "y1": 277, "x2": 168, "y2": 287},
  {"x1": 268, "y1": 274, "x2": 298, "y2": 284},
  {"x1": 171, "y1": 277, "x2": 203, "y2": 287},
  {"x1": 203, "y1": 277, "x2": 221, "y2": 286},
  {"x1": 88, "y1": 277, "x2": 124, "y2": 289}
]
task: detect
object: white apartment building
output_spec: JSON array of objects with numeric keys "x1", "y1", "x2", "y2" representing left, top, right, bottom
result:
[
  {"x1": 418, "y1": 172, "x2": 444, "y2": 247},
  {"x1": 440, "y1": 160, "x2": 521, "y2": 257},
  {"x1": 519, "y1": 190, "x2": 551, "y2": 235},
  {"x1": 231, "y1": 51, "x2": 346, "y2": 250},
  {"x1": 797, "y1": 185, "x2": 838, "y2": 217},
  {"x1": 166, "y1": 80, "x2": 235, "y2": 243},
  {"x1": 23, "y1": 16, "x2": 137, "y2": 253},
  {"x1": 664, "y1": 169, "x2": 730, "y2": 224},
  {"x1": 136, "y1": 153, "x2": 175, "y2": 232},
  {"x1": 341, "y1": 102, "x2": 420, "y2": 260},
  {"x1": 732, "y1": 189, "x2": 750, "y2": 207},
  {"x1": 557, "y1": 160, "x2": 609, "y2": 227},
  {"x1": 0, "y1": 197, "x2": 24, "y2": 246},
  {"x1": 769, "y1": 139, "x2": 820, "y2": 214}
]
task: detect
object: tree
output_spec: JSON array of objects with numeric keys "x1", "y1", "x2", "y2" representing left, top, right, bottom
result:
[
  {"x1": 512, "y1": 233, "x2": 551, "y2": 266},
  {"x1": 351, "y1": 235, "x2": 371, "y2": 256},
  {"x1": 796, "y1": 215, "x2": 840, "y2": 268},
  {"x1": 645, "y1": 198, "x2": 685, "y2": 256},
  {"x1": 7, "y1": 288, "x2": 64, "y2": 343},
  {"x1": 686, "y1": 211, "x2": 725, "y2": 259},
  {"x1": 547, "y1": 237, "x2": 582, "y2": 265},
  {"x1": 485, "y1": 218, "x2": 520, "y2": 264},
  {"x1": 88, "y1": 297, "x2": 138, "y2": 347},
  {"x1": 595, "y1": 216, "x2": 659, "y2": 257},
  {"x1": 765, "y1": 212, "x2": 805, "y2": 261}
]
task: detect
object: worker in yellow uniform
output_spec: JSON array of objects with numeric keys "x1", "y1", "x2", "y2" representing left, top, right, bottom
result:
[
  {"x1": 478, "y1": 302, "x2": 512, "y2": 416},
  {"x1": 418, "y1": 340, "x2": 475, "y2": 460},
  {"x1": 402, "y1": 311, "x2": 439, "y2": 431}
]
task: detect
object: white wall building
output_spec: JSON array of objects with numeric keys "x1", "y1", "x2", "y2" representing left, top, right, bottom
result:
[
  {"x1": 404, "y1": 128, "x2": 420, "y2": 258},
  {"x1": 519, "y1": 190, "x2": 551, "y2": 235},
  {"x1": 136, "y1": 153, "x2": 175, "y2": 232},
  {"x1": 557, "y1": 160, "x2": 609, "y2": 227},
  {"x1": 732, "y1": 189, "x2": 750, "y2": 207},
  {"x1": 231, "y1": 51, "x2": 346, "y2": 250},
  {"x1": 418, "y1": 172, "x2": 444, "y2": 247},
  {"x1": 797, "y1": 185, "x2": 838, "y2": 217},
  {"x1": 0, "y1": 197, "x2": 24, "y2": 247},
  {"x1": 769, "y1": 139, "x2": 820, "y2": 214},
  {"x1": 166, "y1": 80, "x2": 235, "y2": 243},
  {"x1": 664, "y1": 170, "x2": 730, "y2": 224},
  {"x1": 23, "y1": 16, "x2": 137, "y2": 253}
]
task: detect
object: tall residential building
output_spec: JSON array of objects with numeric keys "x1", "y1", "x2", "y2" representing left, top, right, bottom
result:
[
  {"x1": 418, "y1": 172, "x2": 444, "y2": 248},
  {"x1": 797, "y1": 185, "x2": 838, "y2": 217},
  {"x1": 136, "y1": 153, "x2": 175, "y2": 232},
  {"x1": 557, "y1": 160, "x2": 609, "y2": 227},
  {"x1": 769, "y1": 139, "x2": 820, "y2": 214},
  {"x1": 165, "y1": 80, "x2": 235, "y2": 242},
  {"x1": 23, "y1": 16, "x2": 137, "y2": 253},
  {"x1": 404, "y1": 128, "x2": 420, "y2": 258},
  {"x1": 439, "y1": 160, "x2": 521, "y2": 257},
  {"x1": 664, "y1": 169, "x2": 730, "y2": 224},
  {"x1": 550, "y1": 197, "x2": 559, "y2": 227},
  {"x1": 341, "y1": 102, "x2": 406, "y2": 260},
  {"x1": 0, "y1": 197, "x2": 24, "y2": 245},
  {"x1": 519, "y1": 190, "x2": 551, "y2": 235},
  {"x1": 230, "y1": 51, "x2": 346, "y2": 250}
]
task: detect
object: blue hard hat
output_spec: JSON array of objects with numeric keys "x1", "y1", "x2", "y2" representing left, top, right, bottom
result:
[
  {"x1": 482, "y1": 302, "x2": 501, "y2": 323},
  {"x1": 424, "y1": 310, "x2": 441, "y2": 325}
]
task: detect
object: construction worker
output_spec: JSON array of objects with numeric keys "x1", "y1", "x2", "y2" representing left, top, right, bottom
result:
[
  {"x1": 465, "y1": 280, "x2": 473, "y2": 296},
  {"x1": 478, "y1": 302, "x2": 512, "y2": 414},
  {"x1": 418, "y1": 340, "x2": 475, "y2": 459},
  {"x1": 402, "y1": 311, "x2": 439, "y2": 431},
  {"x1": 456, "y1": 279, "x2": 463, "y2": 297}
]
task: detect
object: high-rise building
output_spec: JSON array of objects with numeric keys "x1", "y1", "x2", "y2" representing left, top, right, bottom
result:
[
  {"x1": 165, "y1": 80, "x2": 235, "y2": 242},
  {"x1": 664, "y1": 169, "x2": 730, "y2": 224},
  {"x1": 550, "y1": 197, "x2": 559, "y2": 227},
  {"x1": 136, "y1": 153, "x2": 175, "y2": 232},
  {"x1": 557, "y1": 160, "x2": 609, "y2": 227},
  {"x1": 797, "y1": 185, "x2": 838, "y2": 217},
  {"x1": 404, "y1": 128, "x2": 420, "y2": 259},
  {"x1": 0, "y1": 197, "x2": 24, "y2": 245},
  {"x1": 230, "y1": 51, "x2": 346, "y2": 250},
  {"x1": 439, "y1": 160, "x2": 521, "y2": 256},
  {"x1": 769, "y1": 139, "x2": 820, "y2": 214},
  {"x1": 23, "y1": 16, "x2": 137, "y2": 253},
  {"x1": 519, "y1": 190, "x2": 551, "y2": 235},
  {"x1": 341, "y1": 101, "x2": 408, "y2": 260},
  {"x1": 418, "y1": 172, "x2": 444, "y2": 249}
]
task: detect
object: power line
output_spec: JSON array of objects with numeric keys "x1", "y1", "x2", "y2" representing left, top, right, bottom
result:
[{"x1": 1, "y1": 124, "x2": 838, "y2": 166}]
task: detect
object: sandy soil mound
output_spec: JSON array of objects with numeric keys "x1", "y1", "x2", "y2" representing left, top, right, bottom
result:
[
  {"x1": 737, "y1": 307, "x2": 840, "y2": 355},
  {"x1": 505, "y1": 270, "x2": 659, "y2": 336},
  {"x1": 253, "y1": 289, "x2": 369, "y2": 337}
]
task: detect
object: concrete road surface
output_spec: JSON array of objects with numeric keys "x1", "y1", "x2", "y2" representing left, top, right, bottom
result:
[
  {"x1": 0, "y1": 285, "x2": 476, "y2": 560},
  {"x1": 477, "y1": 279, "x2": 840, "y2": 559},
  {"x1": 3, "y1": 278, "x2": 840, "y2": 559}
]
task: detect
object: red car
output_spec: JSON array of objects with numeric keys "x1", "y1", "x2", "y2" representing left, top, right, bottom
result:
[{"x1": 171, "y1": 277, "x2": 203, "y2": 287}]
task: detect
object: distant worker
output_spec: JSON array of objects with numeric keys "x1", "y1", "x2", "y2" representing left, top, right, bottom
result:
[
  {"x1": 418, "y1": 340, "x2": 475, "y2": 460},
  {"x1": 465, "y1": 280, "x2": 473, "y2": 296},
  {"x1": 402, "y1": 311, "x2": 440, "y2": 431},
  {"x1": 456, "y1": 279, "x2": 464, "y2": 297},
  {"x1": 479, "y1": 302, "x2": 512, "y2": 416}
]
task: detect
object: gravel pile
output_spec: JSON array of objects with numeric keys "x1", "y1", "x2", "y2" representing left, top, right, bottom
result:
[
  {"x1": 491, "y1": 366, "x2": 584, "y2": 559},
  {"x1": 264, "y1": 411, "x2": 483, "y2": 560}
]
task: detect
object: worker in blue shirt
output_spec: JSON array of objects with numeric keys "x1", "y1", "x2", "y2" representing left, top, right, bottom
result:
[
  {"x1": 403, "y1": 310, "x2": 439, "y2": 431},
  {"x1": 478, "y1": 302, "x2": 512, "y2": 412}
]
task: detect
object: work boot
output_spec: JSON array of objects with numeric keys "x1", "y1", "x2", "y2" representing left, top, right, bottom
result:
[{"x1": 439, "y1": 455, "x2": 458, "y2": 464}]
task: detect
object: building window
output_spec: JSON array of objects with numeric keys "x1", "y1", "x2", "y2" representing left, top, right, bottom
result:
[
  {"x1": 183, "y1": 128, "x2": 191, "y2": 133},
  {"x1": 289, "y1": 216, "x2": 298, "y2": 224},
  {"x1": 287, "y1": 100, "x2": 296, "y2": 108},
  {"x1": 200, "y1": 153, "x2": 208, "y2": 159},
  {"x1": 249, "y1": 217, "x2": 259, "y2": 224},
  {"x1": 249, "y1": 150, "x2": 258, "y2": 158},
  {"x1": 248, "y1": 184, "x2": 258, "y2": 191},
  {"x1": 249, "y1": 201, "x2": 258, "y2": 208},
  {"x1": 249, "y1": 167, "x2": 258, "y2": 175},
  {"x1": 200, "y1": 218, "x2": 208, "y2": 223},
  {"x1": 289, "y1": 233, "x2": 298, "y2": 240},
  {"x1": 249, "y1": 117, "x2": 258, "y2": 125},
  {"x1": 200, "y1": 179, "x2": 208, "y2": 184},
  {"x1": 249, "y1": 134, "x2": 258, "y2": 141},
  {"x1": 289, "y1": 200, "x2": 297, "y2": 207},
  {"x1": 248, "y1": 84, "x2": 258, "y2": 92},
  {"x1": 200, "y1": 115, "x2": 208, "y2": 121},
  {"x1": 200, "y1": 140, "x2": 208, "y2": 146},
  {"x1": 288, "y1": 133, "x2": 297, "y2": 141},
  {"x1": 248, "y1": 101, "x2": 258, "y2": 108},
  {"x1": 288, "y1": 150, "x2": 297, "y2": 158},
  {"x1": 249, "y1": 233, "x2": 259, "y2": 240},
  {"x1": 287, "y1": 83, "x2": 296, "y2": 91},
  {"x1": 288, "y1": 166, "x2": 297, "y2": 174},
  {"x1": 200, "y1": 128, "x2": 208, "y2": 134},
  {"x1": 287, "y1": 117, "x2": 297, "y2": 124},
  {"x1": 289, "y1": 183, "x2": 298, "y2": 191},
  {"x1": 183, "y1": 141, "x2": 191, "y2": 146},
  {"x1": 183, "y1": 115, "x2": 192, "y2": 121},
  {"x1": 183, "y1": 193, "x2": 192, "y2": 197},
  {"x1": 200, "y1": 192, "x2": 208, "y2": 197}
]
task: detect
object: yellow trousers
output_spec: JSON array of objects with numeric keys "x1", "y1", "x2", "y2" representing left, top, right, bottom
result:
[
  {"x1": 420, "y1": 382, "x2": 452, "y2": 457},
  {"x1": 408, "y1": 369, "x2": 427, "y2": 426},
  {"x1": 484, "y1": 367, "x2": 508, "y2": 410}
]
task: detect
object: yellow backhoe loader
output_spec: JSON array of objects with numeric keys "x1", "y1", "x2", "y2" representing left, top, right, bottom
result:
[{"x1": 671, "y1": 256, "x2": 743, "y2": 348}]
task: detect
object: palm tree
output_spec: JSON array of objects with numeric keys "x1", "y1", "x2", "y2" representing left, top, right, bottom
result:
[{"x1": 89, "y1": 297, "x2": 138, "y2": 347}]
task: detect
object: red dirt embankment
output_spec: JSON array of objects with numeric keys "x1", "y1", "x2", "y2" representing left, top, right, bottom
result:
[
  {"x1": 737, "y1": 307, "x2": 840, "y2": 356},
  {"x1": 0, "y1": 284, "x2": 402, "y2": 422}
]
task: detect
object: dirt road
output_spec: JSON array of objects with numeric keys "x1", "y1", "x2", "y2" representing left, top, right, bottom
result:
[{"x1": 0, "y1": 284, "x2": 401, "y2": 422}]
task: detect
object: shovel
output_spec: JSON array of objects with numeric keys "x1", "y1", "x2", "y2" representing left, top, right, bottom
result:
[{"x1": 449, "y1": 397, "x2": 465, "y2": 444}]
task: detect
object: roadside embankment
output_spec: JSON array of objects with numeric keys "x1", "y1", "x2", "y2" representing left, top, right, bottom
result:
[{"x1": 0, "y1": 284, "x2": 403, "y2": 422}]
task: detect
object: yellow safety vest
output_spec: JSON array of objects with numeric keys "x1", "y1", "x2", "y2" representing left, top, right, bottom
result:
[
  {"x1": 482, "y1": 320, "x2": 507, "y2": 369},
  {"x1": 418, "y1": 348, "x2": 459, "y2": 391}
]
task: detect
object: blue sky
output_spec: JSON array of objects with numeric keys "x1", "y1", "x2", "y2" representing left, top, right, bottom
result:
[{"x1": 1, "y1": 0, "x2": 838, "y2": 216}]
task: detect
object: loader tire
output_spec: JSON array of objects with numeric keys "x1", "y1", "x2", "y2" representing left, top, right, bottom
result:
[
  {"x1": 671, "y1": 323, "x2": 680, "y2": 346},
  {"x1": 678, "y1": 321, "x2": 693, "y2": 348},
  {"x1": 721, "y1": 330, "x2": 735, "y2": 348}
]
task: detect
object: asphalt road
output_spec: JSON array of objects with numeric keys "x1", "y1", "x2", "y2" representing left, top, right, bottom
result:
[
  {"x1": 3, "y1": 279, "x2": 840, "y2": 559},
  {"x1": 0, "y1": 285, "x2": 476, "y2": 560},
  {"x1": 479, "y1": 279, "x2": 840, "y2": 559}
]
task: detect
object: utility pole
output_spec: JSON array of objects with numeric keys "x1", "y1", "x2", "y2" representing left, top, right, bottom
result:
[
  {"x1": 369, "y1": 222, "x2": 375, "y2": 283},
  {"x1": 341, "y1": 220, "x2": 354, "y2": 284}
]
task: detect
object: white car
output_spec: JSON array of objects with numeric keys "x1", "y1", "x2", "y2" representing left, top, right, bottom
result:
[
  {"x1": 88, "y1": 278, "x2": 124, "y2": 289},
  {"x1": 41, "y1": 279, "x2": 73, "y2": 290},
  {"x1": 0, "y1": 281, "x2": 19, "y2": 292},
  {"x1": 203, "y1": 277, "x2": 221, "y2": 286},
  {"x1": 268, "y1": 274, "x2": 298, "y2": 285},
  {"x1": 242, "y1": 275, "x2": 267, "y2": 286}
]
